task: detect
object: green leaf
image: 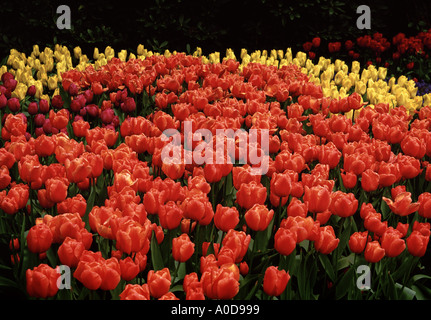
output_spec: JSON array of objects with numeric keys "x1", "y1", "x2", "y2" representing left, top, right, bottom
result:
[
  {"x1": 150, "y1": 231, "x2": 164, "y2": 271},
  {"x1": 335, "y1": 266, "x2": 354, "y2": 299},
  {"x1": 337, "y1": 253, "x2": 355, "y2": 271},
  {"x1": 0, "y1": 275, "x2": 21, "y2": 289},
  {"x1": 412, "y1": 283, "x2": 431, "y2": 300},
  {"x1": 170, "y1": 284, "x2": 184, "y2": 293},
  {"x1": 84, "y1": 184, "x2": 96, "y2": 228},
  {"x1": 46, "y1": 247, "x2": 58, "y2": 267},
  {"x1": 319, "y1": 254, "x2": 335, "y2": 282},
  {"x1": 412, "y1": 274, "x2": 431, "y2": 283},
  {"x1": 395, "y1": 283, "x2": 416, "y2": 300}
]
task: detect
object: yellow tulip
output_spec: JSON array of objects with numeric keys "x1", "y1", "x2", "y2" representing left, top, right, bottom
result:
[
  {"x1": 93, "y1": 47, "x2": 100, "y2": 60},
  {"x1": 369, "y1": 67, "x2": 378, "y2": 81},
  {"x1": 334, "y1": 70, "x2": 345, "y2": 85},
  {"x1": 330, "y1": 86, "x2": 340, "y2": 99},
  {"x1": 56, "y1": 60, "x2": 67, "y2": 74},
  {"x1": 407, "y1": 85, "x2": 418, "y2": 98},
  {"x1": 423, "y1": 93, "x2": 431, "y2": 107},
  {"x1": 305, "y1": 59, "x2": 313, "y2": 71},
  {"x1": 137, "y1": 44, "x2": 145, "y2": 56},
  {"x1": 37, "y1": 67, "x2": 48, "y2": 84},
  {"x1": 54, "y1": 51, "x2": 64, "y2": 62},
  {"x1": 297, "y1": 52, "x2": 308, "y2": 67},
  {"x1": 339, "y1": 86, "x2": 348, "y2": 98},
  {"x1": 277, "y1": 50, "x2": 284, "y2": 60},
  {"x1": 12, "y1": 83, "x2": 27, "y2": 101},
  {"x1": 240, "y1": 48, "x2": 247, "y2": 60},
  {"x1": 292, "y1": 58, "x2": 300, "y2": 67},
  {"x1": 45, "y1": 58, "x2": 54, "y2": 73},
  {"x1": 341, "y1": 64, "x2": 348, "y2": 74},
  {"x1": 0, "y1": 65, "x2": 8, "y2": 79},
  {"x1": 60, "y1": 45, "x2": 70, "y2": 56},
  {"x1": 33, "y1": 59, "x2": 41, "y2": 71},
  {"x1": 34, "y1": 80, "x2": 44, "y2": 98},
  {"x1": 95, "y1": 58, "x2": 107, "y2": 70},
  {"x1": 118, "y1": 50, "x2": 127, "y2": 61},
  {"x1": 129, "y1": 53, "x2": 136, "y2": 60},
  {"x1": 48, "y1": 75, "x2": 58, "y2": 91},
  {"x1": 334, "y1": 59, "x2": 342, "y2": 72},
  {"x1": 311, "y1": 65, "x2": 321, "y2": 77},
  {"x1": 375, "y1": 79, "x2": 388, "y2": 91},
  {"x1": 65, "y1": 56, "x2": 73, "y2": 70},
  {"x1": 342, "y1": 77, "x2": 353, "y2": 92},
  {"x1": 32, "y1": 45, "x2": 40, "y2": 56},
  {"x1": 366, "y1": 87, "x2": 376, "y2": 103},
  {"x1": 377, "y1": 67, "x2": 387, "y2": 80},
  {"x1": 193, "y1": 47, "x2": 202, "y2": 57},
  {"x1": 105, "y1": 46, "x2": 115, "y2": 61},
  {"x1": 323, "y1": 58, "x2": 332, "y2": 70},
  {"x1": 396, "y1": 90, "x2": 409, "y2": 106},
  {"x1": 360, "y1": 69, "x2": 370, "y2": 82},
  {"x1": 320, "y1": 69, "x2": 333, "y2": 82},
  {"x1": 412, "y1": 96, "x2": 423, "y2": 109},
  {"x1": 74, "y1": 47, "x2": 82, "y2": 59},
  {"x1": 284, "y1": 49, "x2": 292, "y2": 64},
  {"x1": 351, "y1": 61, "x2": 360, "y2": 74},
  {"x1": 15, "y1": 69, "x2": 27, "y2": 84},
  {"x1": 397, "y1": 75, "x2": 408, "y2": 87}
]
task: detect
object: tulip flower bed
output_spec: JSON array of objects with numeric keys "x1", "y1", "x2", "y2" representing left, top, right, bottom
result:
[{"x1": 1, "y1": 45, "x2": 431, "y2": 301}]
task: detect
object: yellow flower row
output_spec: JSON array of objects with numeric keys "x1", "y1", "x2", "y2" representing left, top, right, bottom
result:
[{"x1": 1, "y1": 44, "x2": 430, "y2": 116}]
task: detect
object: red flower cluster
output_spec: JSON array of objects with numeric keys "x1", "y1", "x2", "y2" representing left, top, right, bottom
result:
[{"x1": 1, "y1": 49, "x2": 430, "y2": 301}]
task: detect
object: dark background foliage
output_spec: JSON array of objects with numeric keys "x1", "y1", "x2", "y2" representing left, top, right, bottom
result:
[{"x1": 0, "y1": 0, "x2": 430, "y2": 59}]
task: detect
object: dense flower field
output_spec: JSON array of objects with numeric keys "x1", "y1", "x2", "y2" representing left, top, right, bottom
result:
[{"x1": 1, "y1": 43, "x2": 431, "y2": 300}]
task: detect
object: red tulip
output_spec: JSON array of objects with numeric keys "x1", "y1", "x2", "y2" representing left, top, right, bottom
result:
[
  {"x1": 147, "y1": 268, "x2": 171, "y2": 298},
  {"x1": 244, "y1": 204, "x2": 274, "y2": 231},
  {"x1": 57, "y1": 194, "x2": 87, "y2": 218},
  {"x1": 314, "y1": 225, "x2": 340, "y2": 254},
  {"x1": 214, "y1": 204, "x2": 239, "y2": 232},
  {"x1": 361, "y1": 169, "x2": 380, "y2": 192},
  {"x1": 200, "y1": 264, "x2": 239, "y2": 300},
  {"x1": 236, "y1": 181, "x2": 267, "y2": 210},
  {"x1": 119, "y1": 257, "x2": 140, "y2": 281},
  {"x1": 274, "y1": 227, "x2": 297, "y2": 256},
  {"x1": 120, "y1": 284, "x2": 150, "y2": 300},
  {"x1": 263, "y1": 266, "x2": 290, "y2": 297},
  {"x1": 26, "y1": 264, "x2": 59, "y2": 298},
  {"x1": 419, "y1": 192, "x2": 431, "y2": 218},
  {"x1": 172, "y1": 233, "x2": 195, "y2": 262},
  {"x1": 56, "y1": 235, "x2": 85, "y2": 267},
  {"x1": 74, "y1": 252, "x2": 121, "y2": 291},
  {"x1": 26, "y1": 223, "x2": 53, "y2": 253},
  {"x1": 329, "y1": 191, "x2": 358, "y2": 218},
  {"x1": 382, "y1": 191, "x2": 420, "y2": 217},
  {"x1": 406, "y1": 231, "x2": 429, "y2": 257},
  {"x1": 158, "y1": 201, "x2": 184, "y2": 230},
  {"x1": 364, "y1": 241, "x2": 385, "y2": 263},
  {"x1": 303, "y1": 185, "x2": 331, "y2": 214},
  {"x1": 222, "y1": 229, "x2": 251, "y2": 263},
  {"x1": 348, "y1": 231, "x2": 369, "y2": 254},
  {"x1": 45, "y1": 177, "x2": 69, "y2": 203},
  {"x1": 112, "y1": 217, "x2": 151, "y2": 255},
  {"x1": 380, "y1": 228, "x2": 406, "y2": 257},
  {"x1": 270, "y1": 172, "x2": 292, "y2": 198},
  {"x1": 341, "y1": 171, "x2": 357, "y2": 189}
]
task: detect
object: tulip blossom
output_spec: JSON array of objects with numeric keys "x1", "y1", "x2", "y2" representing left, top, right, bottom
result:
[{"x1": 263, "y1": 266, "x2": 290, "y2": 297}]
